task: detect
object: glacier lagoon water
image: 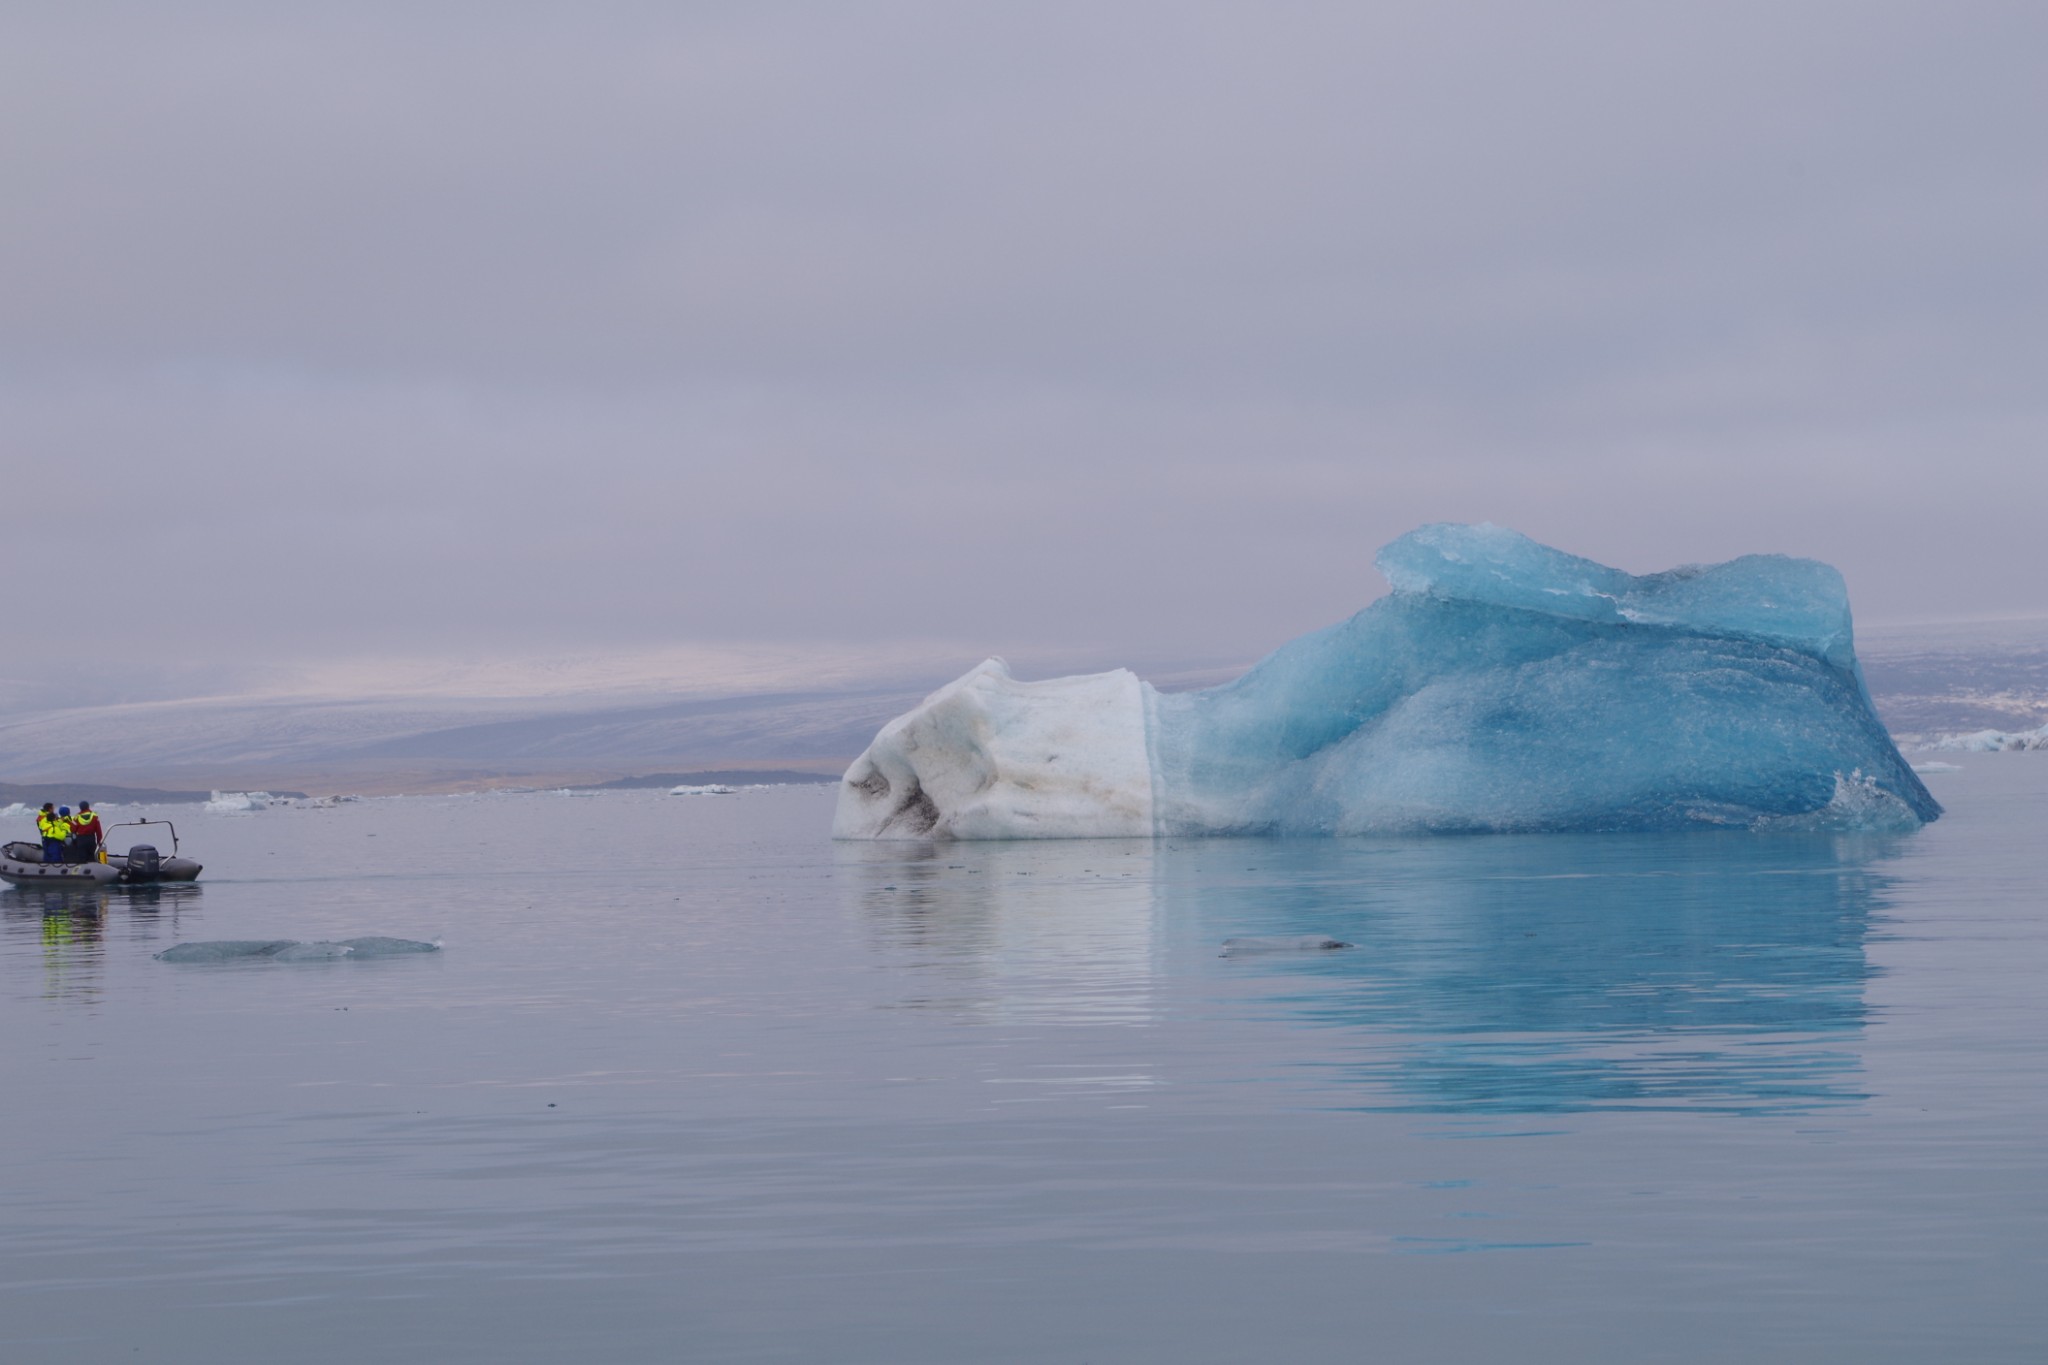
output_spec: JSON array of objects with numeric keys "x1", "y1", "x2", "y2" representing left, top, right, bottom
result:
[{"x1": 3, "y1": 767, "x2": 2045, "y2": 1363}]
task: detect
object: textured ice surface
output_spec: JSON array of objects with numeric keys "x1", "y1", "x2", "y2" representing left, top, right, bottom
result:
[
  {"x1": 835, "y1": 524, "x2": 1939, "y2": 838},
  {"x1": 335, "y1": 936, "x2": 443, "y2": 957},
  {"x1": 155, "y1": 940, "x2": 301, "y2": 962}
]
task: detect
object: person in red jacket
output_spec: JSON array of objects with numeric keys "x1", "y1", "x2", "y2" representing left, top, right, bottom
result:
[{"x1": 67, "y1": 801, "x2": 104, "y2": 864}]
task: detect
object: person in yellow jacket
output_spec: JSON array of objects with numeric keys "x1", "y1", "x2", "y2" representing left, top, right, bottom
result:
[{"x1": 36, "y1": 803, "x2": 69, "y2": 865}]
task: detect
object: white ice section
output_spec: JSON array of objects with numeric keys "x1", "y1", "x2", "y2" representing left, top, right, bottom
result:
[
  {"x1": 832, "y1": 659, "x2": 1153, "y2": 839},
  {"x1": 669, "y1": 784, "x2": 737, "y2": 795}
]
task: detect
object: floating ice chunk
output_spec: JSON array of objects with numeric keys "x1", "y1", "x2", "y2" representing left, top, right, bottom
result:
[
  {"x1": 1221, "y1": 935, "x2": 1354, "y2": 956},
  {"x1": 156, "y1": 937, "x2": 439, "y2": 962},
  {"x1": 834, "y1": 524, "x2": 1939, "y2": 839},
  {"x1": 668, "y1": 784, "x2": 737, "y2": 796}
]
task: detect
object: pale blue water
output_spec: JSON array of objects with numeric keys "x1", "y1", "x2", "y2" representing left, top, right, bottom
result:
[{"x1": 2, "y1": 760, "x2": 2044, "y2": 1362}]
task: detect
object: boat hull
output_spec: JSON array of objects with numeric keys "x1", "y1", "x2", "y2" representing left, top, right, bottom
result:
[{"x1": 0, "y1": 841, "x2": 202, "y2": 887}]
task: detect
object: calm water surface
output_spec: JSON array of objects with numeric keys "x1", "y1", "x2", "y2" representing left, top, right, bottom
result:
[{"x1": 2, "y1": 761, "x2": 2044, "y2": 1362}]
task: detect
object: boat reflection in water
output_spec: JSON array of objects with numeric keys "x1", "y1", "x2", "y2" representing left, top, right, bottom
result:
[
  {"x1": 2, "y1": 882, "x2": 200, "y2": 1003},
  {"x1": 843, "y1": 829, "x2": 1899, "y2": 1117}
]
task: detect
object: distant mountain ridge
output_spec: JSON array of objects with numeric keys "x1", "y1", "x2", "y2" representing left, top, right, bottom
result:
[
  {"x1": 0, "y1": 780, "x2": 217, "y2": 806},
  {"x1": 0, "y1": 684, "x2": 935, "y2": 792},
  {"x1": 2, "y1": 626, "x2": 2042, "y2": 793}
]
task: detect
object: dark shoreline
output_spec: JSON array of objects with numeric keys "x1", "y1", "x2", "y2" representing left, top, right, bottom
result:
[{"x1": 3, "y1": 771, "x2": 839, "y2": 805}]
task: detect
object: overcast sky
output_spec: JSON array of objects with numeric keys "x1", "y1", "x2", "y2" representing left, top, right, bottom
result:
[{"x1": 4, "y1": 1, "x2": 2043, "y2": 711}]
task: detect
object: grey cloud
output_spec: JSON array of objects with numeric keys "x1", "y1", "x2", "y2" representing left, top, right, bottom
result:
[{"x1": 2, "y1": 1, "x2": 2044, "y2": 709}]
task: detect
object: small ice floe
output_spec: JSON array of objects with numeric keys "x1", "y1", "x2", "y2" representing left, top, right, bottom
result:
[
  {"x1": 156, "y1": 937, "x2": 441, "y2": 963},
  {"x1": 1911, "y1": 761, "x2": 1964, "y2": 774},
  {"x1": 1220, "y1": 935, "x2": 1354, "y2": 957},
  {"x1": 668, "y1": 784, "x2": 737, "y2": 796},
  {"x1": 204, "y1": 791, "x2": 273, "y2": 812}
]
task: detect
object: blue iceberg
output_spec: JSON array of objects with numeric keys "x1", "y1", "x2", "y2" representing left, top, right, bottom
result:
[{"x1": 833, "y1": 524, "x2": 1938, "y2": 838}]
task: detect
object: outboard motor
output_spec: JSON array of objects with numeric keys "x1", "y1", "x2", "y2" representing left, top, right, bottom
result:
[{"x1": 126, "y1": 844, "x2": 161, "y2": 882}]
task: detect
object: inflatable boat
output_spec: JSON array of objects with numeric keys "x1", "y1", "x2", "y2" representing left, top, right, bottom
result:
[{"x1": 1, "y1": 820, "x2": 203, "y2": 887}]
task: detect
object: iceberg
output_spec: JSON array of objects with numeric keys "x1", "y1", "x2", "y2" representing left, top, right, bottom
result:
[{"x1": 834, "y1": 524, "x2": 1939, "y2": 839}]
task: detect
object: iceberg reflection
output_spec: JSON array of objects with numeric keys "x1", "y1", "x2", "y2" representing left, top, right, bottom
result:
[
  {"x1": 843, "y1": 828, "x2": 1898, "y2": 1116},
  {"x1": 1177, "y1": 831, "x2": 1896, "y2": 1115},
  {"x1": 840, "y1": 838, "x2": 1162, "y2": 1026}
]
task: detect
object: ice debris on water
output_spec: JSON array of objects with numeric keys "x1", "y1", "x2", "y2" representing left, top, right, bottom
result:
[
  {"x1": 834, "y1": 523, "x2": 1940, "y2": 839},
  {"x1": 668, "y1": 784, "x2": 737, "y2": 796},
  {"x1": 155, "y1": 938, "x2": 441, "y2": 963},
  {"x1": 1221, "y1": 935, "x2": 1354, "y2": 956},
  {"x1": 204, "y1": 791, "x2": 273, "y2": 812},
  {"x1": 201, "y1": 791, "x2": 360, "y2": 811},
  {"x1": 1921, "y1": 724, "x2": 2048, "y2": 752}
]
